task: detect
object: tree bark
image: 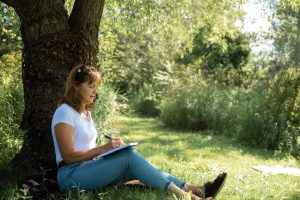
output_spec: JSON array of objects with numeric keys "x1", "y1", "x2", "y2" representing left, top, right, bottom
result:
[
  {"x1": 296, "y1": 9, "x2": 300, "y2": 67},
  {"x1": 0, "y1": 0, "x2": 105, "y2": 171},
  {"x1": 69, "y1": 0, "x2": 105, "y2": 64}
]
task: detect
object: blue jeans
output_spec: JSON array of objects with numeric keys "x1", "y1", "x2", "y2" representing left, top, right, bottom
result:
[{"x1": 57, "y1": 147, "x2": 185, "y2": 192}]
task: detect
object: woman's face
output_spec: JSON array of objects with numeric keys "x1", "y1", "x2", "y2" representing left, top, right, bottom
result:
[{"x1": 77, "y1": 80, "x2": 100, "y2": 105}]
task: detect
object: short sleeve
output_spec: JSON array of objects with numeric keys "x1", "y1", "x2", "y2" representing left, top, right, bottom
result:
[{"x1": 52, "y1": 104, "x2": 76, "y2": 128}]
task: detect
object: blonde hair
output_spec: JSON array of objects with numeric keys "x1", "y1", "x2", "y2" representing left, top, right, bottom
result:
[{"x1": 61, "y1": 64, "x2": 101, "y2": 112}]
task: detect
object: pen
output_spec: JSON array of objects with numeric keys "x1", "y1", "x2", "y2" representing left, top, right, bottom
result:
[{"x1": 103, "y1": 134, "x2": 112, "y2": 140}]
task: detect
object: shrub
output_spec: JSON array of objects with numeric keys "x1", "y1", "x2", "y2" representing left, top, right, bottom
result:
[
  {"x1": 129, "y1": 83, "x2": 160, "y2": 117},
  {"x1": 93, "y1": 84, "x2": 118, "y2": 131},
  {"x1": 0, "y1": 52, "x2": 24, "y2": 167},
  {"x1": 233, "y1": 68, "x2": 300, "y2": 156},
  {"x1": 160, "y1": 84, "x2": 190, "y2": 129},
  {"x1": 266, "y1": 68, "x2": 300, "y2": 155},
  {"x1": 0, "y1": 83, "x2": 24, "y2": 167},
  {"x1": 231, "y1": 84, "x2": 275, "y2": 147},
  {"x1": 160, "y1": 68, "x2": 300, "y2": 156},
  {"x1": 160, "y1": 77, "x2": 210, "y2": 130}
]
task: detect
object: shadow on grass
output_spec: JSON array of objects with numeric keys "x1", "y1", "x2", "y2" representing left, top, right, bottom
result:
[
  {"x1": 0, "y1": 168, "x2": 170, "y2": 200},
  {"x1": 63, "y1": 183, "x2": 170, "y2": 200},
  {"x1": 281, "y1": 188, "x2": 300, "y2": 200},
  {"x1": 117, "y1": 116, "x2": 291, "y2": 161},
  {"x1": 288, "y1": 191, "x2": 300, "y2": 200}
]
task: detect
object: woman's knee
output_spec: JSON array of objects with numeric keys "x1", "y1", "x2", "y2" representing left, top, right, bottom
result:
[{"x1": 120, "y1": 147, "x2": 139, "y2": 158}]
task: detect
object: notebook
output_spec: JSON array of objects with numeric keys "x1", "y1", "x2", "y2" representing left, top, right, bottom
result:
[{"x1": 98, "y1": 142, "x2": 139, "y2": 158}]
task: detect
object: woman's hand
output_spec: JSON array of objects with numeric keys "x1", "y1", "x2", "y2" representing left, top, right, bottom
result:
[{"x1": 104, "y1": 137, "x2": 125, "y2": 151}]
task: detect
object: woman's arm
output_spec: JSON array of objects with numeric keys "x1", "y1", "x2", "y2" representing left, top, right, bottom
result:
[{"x1": 55, "y1": 123, "x2": 124, "y2": 164}]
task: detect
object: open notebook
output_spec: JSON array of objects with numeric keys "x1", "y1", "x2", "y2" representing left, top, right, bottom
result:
[{"x1": 98, "y1": 142, "x2": 139, "y2": 158}]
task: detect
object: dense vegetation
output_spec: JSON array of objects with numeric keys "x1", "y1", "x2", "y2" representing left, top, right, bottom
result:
[{"x1": 97, "y1": 0, "x2": 300, "y2": 157}]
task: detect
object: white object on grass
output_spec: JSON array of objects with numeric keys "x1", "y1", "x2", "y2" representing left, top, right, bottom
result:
[{"x1": 252, "y1": 165, "x2": 300, "y2": 176}]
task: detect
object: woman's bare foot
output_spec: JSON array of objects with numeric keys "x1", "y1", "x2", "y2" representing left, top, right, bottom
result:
[
  {"x1": 191, "y1": 194, "x2": 214, "y2": 200},
  {"x1": 184, "y1": 172, "x2": 227, "y2": 199},
  {"x1": 124, "y1": 179, "x2": 145, "y2": 186},
  {"x1": 184, "y1": 183, "x2": 205, "y2": 198},
  {"x1": 168, "y1": 183, "x2": 213, "y2": 200},
  {"x1": 168, "y1": 183, "x2": 186, "y2": 199}
]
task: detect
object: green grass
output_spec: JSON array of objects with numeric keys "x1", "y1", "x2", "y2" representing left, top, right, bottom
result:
[{"x1": 1, "y1": 115, "x2": 300, "y2": 200}]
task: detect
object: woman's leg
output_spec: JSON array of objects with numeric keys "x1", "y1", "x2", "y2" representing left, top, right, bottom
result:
[{"x1": 57, "y1": 147, "x2": 185, "y2": 192}]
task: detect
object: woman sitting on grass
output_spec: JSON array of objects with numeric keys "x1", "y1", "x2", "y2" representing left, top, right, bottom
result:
[{"x1": 51, "y1": 64, "x2": 227, "y2": 200}]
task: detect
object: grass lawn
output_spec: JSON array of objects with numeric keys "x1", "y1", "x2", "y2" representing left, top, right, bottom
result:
[{"x1": 1, "y1": 115, "x2": 300, "y2": 199}]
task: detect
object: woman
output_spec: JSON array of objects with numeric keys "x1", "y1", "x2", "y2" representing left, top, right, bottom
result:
[{"x1": 51, "y1": 64, "x2": 227, "y2": 200}]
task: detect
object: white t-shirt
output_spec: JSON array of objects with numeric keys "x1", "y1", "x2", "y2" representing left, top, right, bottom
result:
[{"x1": 51, "y1": 103, "x2": 98, "y2": 164}]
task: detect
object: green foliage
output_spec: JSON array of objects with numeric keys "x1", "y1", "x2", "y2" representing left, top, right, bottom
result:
[
  {"x1": 229, "y1": 67, "x2": 300, "y2": 154},
  {"x1": 160, "y1": 68, "x2": 300, "y2": 156},
  {"x1": 180, "y1": 24, "x2": 250, "y2": 69},
  {"x1": 266, "y1": 68, "x2": 300, "y2": 154},
  {"x1": 0, "y1": 52, "x2": 22, "y2": 85},
  {"x1": 99, "y1": 0, "x2": 167, "y2": 91},
  {"x1": 0, "y1": 52, "x2": 24, "y2": 168},
  {"x1": 263, "y1": 0, "x2": 300, "y2": 66},
  {"x1": 93, "y1": 84, "x2": 118, "y2": 134},
  {"x1": 0, "y1": 3, "x2": 21, "y2": 57},
  {"x1": 0, "y1": 7, "x2": 22, "y2": 160},
  {"x1": 99, "y1": 0, "x2": 247, "y2": 103},
  {"x1": 129, "y1": 83, "x2": 160, "y2": 116},
  {"x1": 178, "y1": 24, "x2": 250, "y2": 85},
  {"x1": 64, "y1": 0, "x2": 75, "y2": 15},
  {"x1": 271, "y1": 15, "x2": 298, "y2": 66},
  {"x1": 160, "y1": 76, "x2": 210, "y2": 130},
  {"x1": 218, "y1": 71, "x2": 300, "y2": 155},
  {"x1": 0, "y1": 83, "x2": 24, "y2": 166},
  {"x1": 269, "y1": 68, "x2": 300, "y2": 126},
  {"x1": 275, "y1": 0, "x2": 300, "y2": 15}
]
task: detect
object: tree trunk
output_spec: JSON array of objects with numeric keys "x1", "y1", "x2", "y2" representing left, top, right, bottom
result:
[
  {"x1": 296, "y1": 9, "x2": 300, "y2": 67},
  {"x1": 0, "y1": 0, "x2": 105, "y2": 171}
]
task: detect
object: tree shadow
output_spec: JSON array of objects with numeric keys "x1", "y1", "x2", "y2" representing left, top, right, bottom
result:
[
  {"x1": 287, "y1": 191, "x2": 300, "y2": 200},
  {"x1": 118, "y1": 116, "x2": 292, "y2": 161}
]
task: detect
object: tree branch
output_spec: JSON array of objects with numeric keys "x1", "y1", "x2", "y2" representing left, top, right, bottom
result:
[
  {"x1": 69, "y1": 0, "x2": 105, "y2": 32},
  {"x1": 68, "y1": 0, "x2": 105, "y2": 64}
]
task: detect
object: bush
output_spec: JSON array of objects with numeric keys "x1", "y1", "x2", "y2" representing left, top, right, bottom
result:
[
  {"x1": 160, "y1": 84, "x2": 190, "y2": 129},
  {"x1": 233, "y1": 68, "x2": 300, "y2": 156},
  {"x1": 160, "y1": 68, "x2": 300, "y2": 156},
  {"x1": 266, "y1": 68, "x2": 300, "y2": 155},
  {"x1": 231, "y1": 84, "x2": 275, "y2": 147},
  {"x1": 0, "y1": 82, "x2": 24, "y2": 167},
  {"x1": 160, "y1": 78, "x2": 242, "y2": 132},
  {"x1": 160, "y1": 77, "x2": 210, "y2": 130},
  {"x1": 93, "y1": 84, "x2": 118, "y2": 133},
  {"x1": 129, "y1": 83, "x2": 160, "y2": 117},
  {"x1": 0, "y1": 52, "x2": 24, "y2": 167}
]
